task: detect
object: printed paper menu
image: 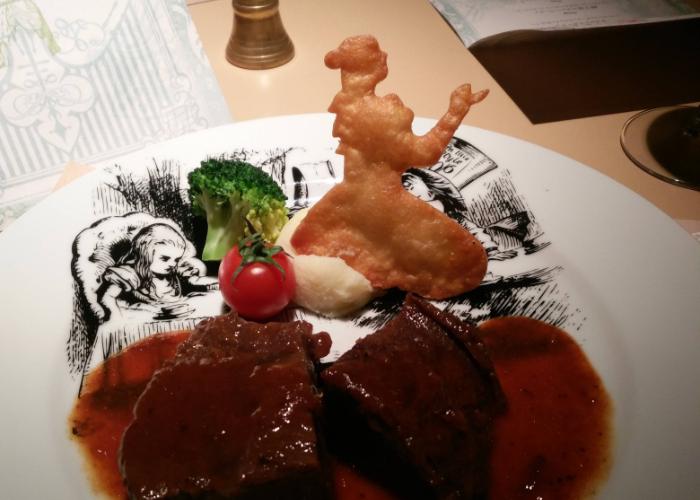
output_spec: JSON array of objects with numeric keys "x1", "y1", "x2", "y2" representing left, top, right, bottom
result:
[{"x1": 429, "y1": 0, "x2": 699, "y2": 46}]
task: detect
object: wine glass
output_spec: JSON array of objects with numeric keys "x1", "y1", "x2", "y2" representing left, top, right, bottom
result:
[{"x1": 620, "y1": 105, "x2": 700, "y2": 191}]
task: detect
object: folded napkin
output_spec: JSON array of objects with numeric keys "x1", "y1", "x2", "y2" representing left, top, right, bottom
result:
[
  {"x1": 0, "y1": 0, "x2": 231, "y2": 230},
  {"x1": 469, "y1": 17, "x2": 700, "y2": 123}
]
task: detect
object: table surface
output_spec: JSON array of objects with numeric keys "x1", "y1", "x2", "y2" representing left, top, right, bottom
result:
[{"x1": 188, "y1": 0, "x2": 700, "y2": 223}]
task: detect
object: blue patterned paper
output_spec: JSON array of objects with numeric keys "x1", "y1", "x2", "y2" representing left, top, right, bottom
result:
[{"x1": 0, "y1": 0, "x2": 231, "y2": 229}]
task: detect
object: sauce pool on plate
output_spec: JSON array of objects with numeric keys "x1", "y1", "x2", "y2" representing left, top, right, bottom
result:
[
  {"x1": 481, "y1": 317, "x2": 612, "y2": 500},
  {"x1": 69, "y1": 331, "x2": 190, "y2": 499},
  {"x1": 68, "y1": 318, "x2": 611, "y2": 499}
]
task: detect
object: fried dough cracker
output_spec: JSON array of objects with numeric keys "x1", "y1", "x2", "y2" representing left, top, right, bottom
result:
[{"x1": 291, "y1": 35, "x2": 488, "y2": 299}]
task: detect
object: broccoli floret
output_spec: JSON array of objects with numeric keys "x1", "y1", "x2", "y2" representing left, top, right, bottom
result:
[{"x1": 188, "y1": 158, "x2": 288, "y2": 261}]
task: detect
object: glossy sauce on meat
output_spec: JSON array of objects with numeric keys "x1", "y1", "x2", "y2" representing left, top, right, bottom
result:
[
  {"x1": 335, "y1": 316, "x2": 611, "y2": 500},
  {"x1": 69, "y1": 317, "x2": 610, "y2": 499},
  {"x1": 322, "y1": 295, "x2": 505, "y2": 499},
  {"x1": 119, "y1": 314, "x2": 331, "y2": 499}
]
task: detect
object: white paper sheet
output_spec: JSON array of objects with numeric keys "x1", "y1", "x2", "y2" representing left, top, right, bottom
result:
[
  {"x1": 429, "y1": 0, "x2": 699, "y2": 46},
  {"x1": 0, "y1": 0, "x2": 231, "y2": 229}
]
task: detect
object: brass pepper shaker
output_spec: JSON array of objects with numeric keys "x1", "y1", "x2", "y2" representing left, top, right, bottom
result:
[{"x1": 226, "y1": 0, "x2": 294, "y2": 70}]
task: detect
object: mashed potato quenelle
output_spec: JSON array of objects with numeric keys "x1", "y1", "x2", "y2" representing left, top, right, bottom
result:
[{"x1": 276, "y1": 209, "x2": 379, "y2": 317}]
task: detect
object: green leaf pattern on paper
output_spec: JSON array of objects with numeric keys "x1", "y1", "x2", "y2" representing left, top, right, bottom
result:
[
  {"x1": 0, "y1": 0, "x2": 230, "y2": 231},
  {"x1": 0, "y1": 0, "x2": 59, "y2": 67}
]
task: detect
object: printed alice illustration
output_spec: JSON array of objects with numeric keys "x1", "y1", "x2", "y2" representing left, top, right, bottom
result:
[
  {"x1": 68, "y1": 212, "x2": 221, "y2": 380},
  {"x1": 402, "y1": 167, "x2": 540, "y2": 262},
  {"x1": 402, "y1": 168, "x2": 500, "y2": 259},
  {"x1": 67, "y1": 149, "x2": 575, "y2": 387},
  {"x1": 97, "y1": 222, "x2": 217, "y2": 321},
  {"x1": 348, "y1": 166, "x2": 559, "y2": 331}
]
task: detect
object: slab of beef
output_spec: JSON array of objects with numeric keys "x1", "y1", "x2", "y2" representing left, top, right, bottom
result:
[
  {"x1": 321, "y1": 295, "x2": 505, "y2": 500},
  {"x1": 119, "y1": 313, "x2": 332, "y2": 500}
]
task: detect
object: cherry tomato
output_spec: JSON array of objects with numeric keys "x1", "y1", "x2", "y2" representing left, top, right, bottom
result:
[{"x1": 218, "y1": 242, "x2": 295, "y2": 321}]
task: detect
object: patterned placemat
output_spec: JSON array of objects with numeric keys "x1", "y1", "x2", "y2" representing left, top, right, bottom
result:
[{"x1": 0, "y1": 0, "x2": 231, "y2": 230}]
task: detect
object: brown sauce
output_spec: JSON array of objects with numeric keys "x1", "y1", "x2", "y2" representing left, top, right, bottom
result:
[
  {"x1": 481, "y1": 317, "x2": 612, "y2": 500},
  {"x1": 69, "y1": 318, "x2": 611, "y2": 499},
  {"x1": 69, "y1": 331, "x2": 190, "y2": 499},
  {"x1": 334, "y1": 462, "x2": 397, "y2": 500}
]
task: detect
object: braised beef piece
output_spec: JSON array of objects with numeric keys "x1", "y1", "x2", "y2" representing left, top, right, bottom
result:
[
  {"x1": 119, "y1": 313, "x2": 332, "y2": 500},
  {"x1": 321, "y1": 295, "x2": 505, "y2": 500}
]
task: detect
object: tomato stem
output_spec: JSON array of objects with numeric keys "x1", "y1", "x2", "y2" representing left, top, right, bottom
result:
[{"x1": 232, "y1": 233, "x2": 287, "y2": 283}]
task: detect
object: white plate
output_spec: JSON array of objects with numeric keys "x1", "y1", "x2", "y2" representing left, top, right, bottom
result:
[{"x1": 0, "y1": 114, "x2": 698, "y2": 499}]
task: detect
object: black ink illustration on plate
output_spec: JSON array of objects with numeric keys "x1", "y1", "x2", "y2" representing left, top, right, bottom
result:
[{"x1": 66, "y1": 140, "x2": 579, "y2": 384}]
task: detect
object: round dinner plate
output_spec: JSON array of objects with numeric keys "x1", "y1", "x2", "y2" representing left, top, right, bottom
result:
[{"x1": 0, "y1": 114, "x2": 698, "y2": 499}]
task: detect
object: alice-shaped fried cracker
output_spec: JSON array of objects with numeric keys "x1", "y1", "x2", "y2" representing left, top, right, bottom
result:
[{"x1": 291, "y1": 35, "x2": 487, "y2": 299}]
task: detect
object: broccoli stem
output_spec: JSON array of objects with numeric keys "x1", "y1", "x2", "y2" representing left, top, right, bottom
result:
[{"x1": 199, "y1": 192, "x2": 248, "y2": 261}]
